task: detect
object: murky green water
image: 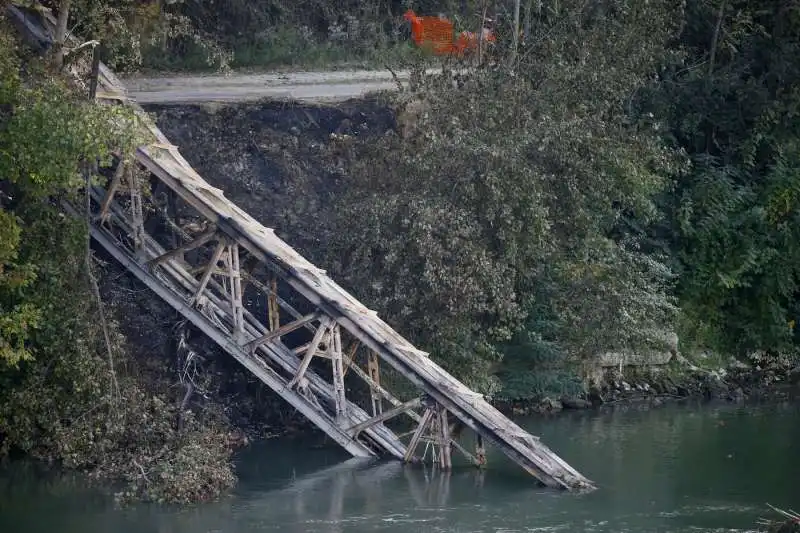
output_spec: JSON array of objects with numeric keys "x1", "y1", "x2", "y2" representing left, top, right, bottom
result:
[{"x1": 1, "y1": 401, "x2": 797, "y2": 533}]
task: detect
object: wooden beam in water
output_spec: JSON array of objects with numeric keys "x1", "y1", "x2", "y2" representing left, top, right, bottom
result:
[
  {"x1": 347, "y1": 397, "x2": 422, "y2": 436},
  {"x1": 403, "y1": 408, "x2": 436, "y2": 464}
]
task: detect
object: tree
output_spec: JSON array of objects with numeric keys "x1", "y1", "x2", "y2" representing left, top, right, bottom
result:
[
  {"x1": 643, "y1": 0, "x2": 800, "y2": 357},
  {"x1": 323, "y1": 0, "x2": 685, "y2": 396}
]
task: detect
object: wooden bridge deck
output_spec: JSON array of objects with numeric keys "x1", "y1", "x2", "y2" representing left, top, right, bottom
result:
[{"x1": 8, "y1": 5, "x2": 594, "y2": 491}]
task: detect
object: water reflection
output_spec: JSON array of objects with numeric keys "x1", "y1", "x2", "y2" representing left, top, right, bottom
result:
[{"x1": 0, "y1": 402, "x2": 798, "y2": 533}]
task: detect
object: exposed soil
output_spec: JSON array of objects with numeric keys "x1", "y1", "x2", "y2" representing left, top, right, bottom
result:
[
  {"x1": 147, "y1": 97, "x2": 800, "y2": 426},
  {"x1": 147, "y1": 97, "x2": 396, "y2": 262},
  {"x1": 96, "y1": 252, "x2": 311, "y2": 444}
]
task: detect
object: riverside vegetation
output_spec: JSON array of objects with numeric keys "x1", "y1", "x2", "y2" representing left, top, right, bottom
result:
[{"x1": 1, "y1": 0, "x2": 800, "y2": 508}]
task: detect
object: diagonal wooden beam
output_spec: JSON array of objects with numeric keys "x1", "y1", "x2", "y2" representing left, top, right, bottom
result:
[
  {"x1": 347, "y1": 397, "x2": 422, "y2": 436},
  {"x1": 146, "y1": 227, "x2": 218, "y2": 266},
  {"x1": 244, "y1": 312, "x2": 321, "y2": 353},
  {"x1": 98, "y1": 161, "x2": 125, "y2": 222},
  {"x1": 404, "y1": 407, "x2": 435, "y2": 463},
  {"x1": 288, "y1": 316, "x2": 332, "y2": 389},
  {"x1": 191, "y1": 239, "x2": 227, "y2": 305},
  {"x1": 341, "y1": 340, "x2": 360, "y2": 378},
  {"x1": 346, "y1": 360, "x2": 421, "y2": 423}
]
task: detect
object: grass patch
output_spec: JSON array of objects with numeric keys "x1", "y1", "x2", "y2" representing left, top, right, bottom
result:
[{"x1": 141, "y1": 27, "x2": 427, "y2": 73}]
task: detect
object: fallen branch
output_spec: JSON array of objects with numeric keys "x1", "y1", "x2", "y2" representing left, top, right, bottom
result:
[
  {"x1": 132, "y1": 458, "x2": 150, "y2": 485},
  {"x1": 385, "y1": 64, "x2": 404, "y2": 92},
  {"x1": 84, "y1": 165, "x2": 121, "y2": 401}
]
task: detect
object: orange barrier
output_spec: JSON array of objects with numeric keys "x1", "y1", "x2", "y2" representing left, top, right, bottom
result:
[{"x1": 403, "y1": 9, "x2": 495, "y2": 57}]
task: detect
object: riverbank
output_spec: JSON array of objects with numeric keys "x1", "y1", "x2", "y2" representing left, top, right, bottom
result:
[
  {"x1": 3, "y1": 399, "x2": 798, "y2": 532},
  {"x1": 495, "y1": 355, "x2": 800, "y2": 417}
]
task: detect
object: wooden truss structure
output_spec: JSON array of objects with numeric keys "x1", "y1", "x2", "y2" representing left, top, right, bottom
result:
[{"x1": 7, "y1": 5, "x2": 594, "y2": 491}]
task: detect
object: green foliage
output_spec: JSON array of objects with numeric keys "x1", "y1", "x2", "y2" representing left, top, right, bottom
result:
[
  {"x1": 643, "y1": 0, "x2": 800, "y2": 358},
  {"x1": 323, "y1": 0, "x2": 684, "y2": 395},
  {"x1": 0, "y1": 19, "x2": 235, "y2": 504},
  {"x1": 48, "y1": 0, "x2": 232, "y2": 72},
  {"x1": 140, "y1": 0, "x2": 496, "y2": 71},
  {"x1": 0, "y1": 17, "x2": 135, "y2": 367}
]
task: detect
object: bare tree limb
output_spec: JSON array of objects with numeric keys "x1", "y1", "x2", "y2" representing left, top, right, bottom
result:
[
  {"x1": 53, "y1": 0, "x2": 72, "y2": 70},
  {"x1": 84, "y1": 165, "x2": 121, "y2": 401},
  {"x1": 707, "y1": 0, "x2": 727, "y2": 79}
]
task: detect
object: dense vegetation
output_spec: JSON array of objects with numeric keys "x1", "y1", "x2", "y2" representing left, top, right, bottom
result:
[
  {"x1": 303, "y1": 0, "x2": 800, "y2": 400},
  {"x1": 0, "y1": 3, "x2": 250, "y2": 503},
  {"x1": 2, "y1": 0, "x2": 800, "y2": 504}
]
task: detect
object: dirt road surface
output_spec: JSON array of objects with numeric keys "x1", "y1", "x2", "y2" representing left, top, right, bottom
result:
[{"x1": 121, "y1": 69, "x2": 444, "y2": 104}]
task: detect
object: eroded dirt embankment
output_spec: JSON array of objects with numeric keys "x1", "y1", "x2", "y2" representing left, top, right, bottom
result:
[
  {"x1": 146, "y1": 98, "x2": 396, "y2": 262},
  {"x1": 147, "y1": 97, "x2": 800, "y2": 421}
]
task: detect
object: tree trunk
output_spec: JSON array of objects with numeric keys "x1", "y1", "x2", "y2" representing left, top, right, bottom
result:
[{"x1": 54, "y1": 0, "x2": 72, "y2": 70}]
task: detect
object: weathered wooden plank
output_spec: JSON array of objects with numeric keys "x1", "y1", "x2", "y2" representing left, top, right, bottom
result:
[
  {"x1": 146, "y1": 226, "x2": 217, "y2": 266},
  {"x1": 330, "y1": 325, "x2": 347, "y2": 421},
  {"x1": 244, "y1": 312, "x2": 320, "y2": 352},
  {"x1": 367, "y1": 351, "x2": 382, "y2": 417},
  {"x1": 437, "y1": 406, "x2": 452, "y2": 470},
  {"x1": 347, "y1": 397, "x2": 421, "y2": 436},
  {"x1": 226, "y1": 243, "x2": 245, "y2": 341}
]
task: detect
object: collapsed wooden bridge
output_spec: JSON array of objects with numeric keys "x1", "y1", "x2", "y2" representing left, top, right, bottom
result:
[{"x1": 9, "y1": 6, "x2": 594, "y2": 491}]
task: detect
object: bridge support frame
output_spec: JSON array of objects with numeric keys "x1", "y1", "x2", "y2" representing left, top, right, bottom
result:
[{"x1": 9, "y1": 0, "x2": 595, "y2": 491}]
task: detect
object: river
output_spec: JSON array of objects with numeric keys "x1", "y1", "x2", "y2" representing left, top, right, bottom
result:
[{"x1": 0, "y1": 401, "x2": 797, "y2": 533}]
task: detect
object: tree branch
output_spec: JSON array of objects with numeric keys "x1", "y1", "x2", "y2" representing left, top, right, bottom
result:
[
  {"x1": 84, "y1": 165, "x2": 120, "y2": 401},
  {"x1": 53, "y1": 0, "x2": 72, "y2": 70},
  {"x1": 707, "y1": 0, "x2": 727, "y2": 79}
]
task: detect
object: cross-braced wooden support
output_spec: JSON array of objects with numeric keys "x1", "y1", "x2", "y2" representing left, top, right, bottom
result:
[
  {"x1": 367, "y1": 351, "x2": 382, "y2": 417},
  {"x1": 12, "y1": 2, "x2": 595, "y2": 491},
  {"x1": 402, "y1": 399, "x2": 457, "y2": 470}
]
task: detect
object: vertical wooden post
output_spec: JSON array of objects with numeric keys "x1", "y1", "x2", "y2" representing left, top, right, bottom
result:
[
  {"x1": 475, "y1": 433, "x2": 486, "y2": 467},
  {"x1": 436, "y1": 405, "x2": 452, "y2": 469},
  {"x1": 367, "y1": 351, "x2": 383, "y2": 416},
  {"x1": 127, "y1": 165, "x2": 146, "y2": 262},
  {"x1": 226, "y1": 243, "x2": 245, "y2": 342},
  {"x1": 268, "y1": 276, "x2": 280, "y2": 331},
  {"x1": 331, "y1": 324, "x2": 347, "y2": 421},
  {"x1": 88, "y1": 42, "x2": 101, "y2": 100}
]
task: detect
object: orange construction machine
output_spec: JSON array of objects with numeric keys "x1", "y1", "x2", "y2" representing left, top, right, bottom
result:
[{"x1": 403, "y1": 9, "x2": 495, "y2": 57}]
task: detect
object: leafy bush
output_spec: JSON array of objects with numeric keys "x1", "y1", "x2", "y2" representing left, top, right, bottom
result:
[
  {"x1": 0, "y1": 18, "x2": 236, "y2": 504},
  {"x1": 321, "y1": 0, "x2": 684, "y2": 395}
]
